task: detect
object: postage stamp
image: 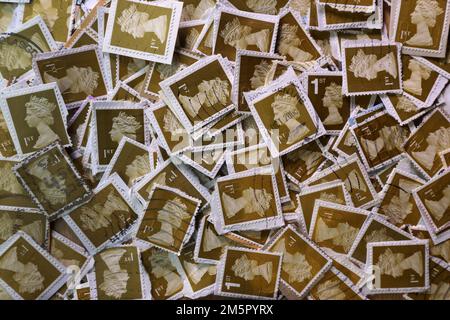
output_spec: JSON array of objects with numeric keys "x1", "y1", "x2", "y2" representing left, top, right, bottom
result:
[
  {"x1": 211, "y1": 167, "x2": 284, "y2": 234},
  {"x1": 140, "y1": 50, "x2": 200, "y2": 100},
  {"x1": 134, "y1": 159, "x2": 210, "y2": 208},
  {"x1": 308, "y1": 266, "x2": 366, "y2": 300},
  {"x1": 365, "y1": 239, "x2": 430, "y2": 294},
  {"x1": 0, "y1": 83, "x2": 71, "y2": 155},
  {"x1": 49, "y1": 231, "x2": 92, "y2": 298},
  {"x1": 146, "y1": 102, "x2": 191, "y2": 155},
  {"x1": 103, "y1": 0, "x2": 183, "y2": 64},
  {"x1": 135, "y1": 184, "x2": 201, "y2": 255},
  {"x1": 379, "y1": 94, "x2": 430, "y2": 126},
  {"x1": 341, "y1": 40, "x2": 402, "y2": 96},
  {"x1": 401, "y1": 55, "x2": 449, "y2": 108},
  {"x1": 159, "y1": 54, "x2": 235, "y2": 133},
  {"x1": 406, "y1": 257, "x2": 450, "y2": 300},
  {"x1": 309, "y1": 200, "x2": 370, "y2": 255},
  {"x1": 413, "y1": 168, "x2": 450, "y2": 236},
  {"x1": 0, "y1": 231, "x2": 68, "y2": 300},
  {"x1": 265, "y1": 224, "x2": 332, "y2": 299},
  {"x1": 403, "y1": 109, "x2": 450, "y2": 178},
  {"x1": 140, "y1": 247, "x2": 184, "y2": 300},
  {"x1": 194, "y1": 214, "x2": 237, "y2": 265},
  {"x1": 317, "y1": 0, "x2": 376, "y2": 13},
  {"x1": 316, "y1": 0, "x2": 383, "y2": 31},
  {"x1": 350, "y1": 111, "x2": 411, "y2": 172},
  {"x1": 89, "y1": 101, "x2": 149, "y2": 173},
  {"x1": 347, "y1": 214, "x2": 413, "y2": 266},
  {"x1": 64, "y1": 174, "x2": 140, "y2": 254},
  {"x1": 296, "y1": 180, "x2": 352, "y2": 234},
  {"x1": 375, "y1": 168, "x2": 425, "y2": 228},
  {"x1": 0, "y1": 206, "x2": 48, "y2": 248},
  {"x1": 232, "y1": 50, "x2": 283, "y2": 113},
  {"x1": 391, "y1": 0, "x2": 450, "y2": 58},
  {"x1": 281, "y1": 140, "x2": 328, "y2": 185},
  {"x1": 213, "y1": 6, "x2": 279, "y2": 62},
  {"x1": 277, "y1": 8, "x2": 323, "y2": 67},
  {"x1": 305, "y1": 71, "x2": 351, "y2": 134},
  {"x1": 0, "y1": 15, "x2": 57, "y2": 85},
  {"x1": 32, "y1": 45, "x2": 111, "y2": 107},
  {"x1": 19, "y1": 0, "x2": 75, "y2": 43},
  {"x1": 222, "y1": 0, "x2": 289, "y2": 15},
  {"x1": 172, "y1": 242, "x2": 216, "y2": 299},
  {"x1": 215, "y1": 246, "x2": 282, "y2": 299},
  {"x1": 13, "y1": 142, "x2": 92, "y2": 221},
  {"x1": 0, "y1": 158, "x2": 39, "y2": 209},
  {"x1": 99, "y1": 136, "x2": 152, "y2": 190},
  {"x1": 245, "y1": 69, "x2": 326, "y2": 158},
  {"x1": 308, "y1": 155, "x2": 379, "y2": 209},
  {"x1": 225, "y1": 144, "x2": 289, "y2": 203},
  {"x1": 89, "y1": 245, "x2": 150, "y2": 300}
]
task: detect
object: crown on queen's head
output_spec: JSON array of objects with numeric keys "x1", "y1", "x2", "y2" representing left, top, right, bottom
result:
[
  {"x1": 273, "y1": 93, "x2": 298, "y2": 109},
  {"x1": 220, "y1": 18, "x2": 242, "y2": 42}
]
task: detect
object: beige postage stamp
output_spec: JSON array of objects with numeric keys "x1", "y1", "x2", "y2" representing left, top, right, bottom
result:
[
  {"x1": 103, "y1": 0, "x2": 183, "y2": 64},
  {"x1": 13, "y1": 142, "x2": 92, "y2": 221},
  {"x1": 215, "y1": 246, "x2": 282, "y2": 300}
]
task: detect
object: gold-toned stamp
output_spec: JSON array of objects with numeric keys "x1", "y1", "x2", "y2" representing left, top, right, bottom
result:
[
  {"x1": 141, "y1": 247, "x2": 184, "y2": 300},
  {"x1": 13, "y1": 143, "x2": 92, "y2": 221},
  {"x1": 246, "y1": 69, "x2": 325, "y2": 157},
  {"x1": 90, "y1": 245, "x2": 150, "y2": 300},
  {"x1": 213, "y1": 6, "x2": 279, "y2": 61},
  {"x1": 0, "y1": 207, "x2": 48, "y2": 247},
  {"x1": 90, "y1": 101, "x2": 148, "y2": 172},
  {"x1": 366, "y1": 240, "x2": 430, "y2": 294},
  {"x1": 0, "y1": 83, "x2": 71, "y2": 155},
  {"x1": 103, "y1": 0, "x2": 183, "y2": 64},
  {"x1": 32, "y1": 45, "x2": 111, "y2": 106},
  {"x1": 135, "y1": 184, "x2": 201, "y2": 255},
  {"x1": 211, "y1": 167, "x2": 284, "y2": 234},
  {"x1": 392, "y1": 0, "x2": 450, "y2": 57},
  {"x1": 309, "y1": 201, "x2": 370, "y2": 255},
  {"x1": 159, "y1": 54, "x2": 235, "y2": 133},
  {"x1": 306, "y1": 71, "x2": 351, "y2": 133},
  {"x1": 351, "y1": 111, "x2": 411, "y2": 171},
  {"x1": 266, "y1": 225, "x2": 332, "y2": 299},
  {"x1": 0, "y1": 231, "x2": 67, "y2": 300},
  {"x1": 215, "y1": 246, "x2": 282, "y2": 299},
  {"x1": 64, "y1": 175, "x2": 139, "y2": 254},
  {"x1": 376, "y1": 169, "x2": 425, "y2": 228},
  {"x1": 403, "y1": 109, "x2": 450, "y2": 178},
  {"x1": 342, "y1": 41, "x2": 402, "y2": 96}
]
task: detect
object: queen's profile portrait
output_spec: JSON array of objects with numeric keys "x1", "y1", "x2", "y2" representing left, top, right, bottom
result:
[
  {"x1": 405, "y1": 0, "x2": 444, "y2": 47},
  {"x1": 349, "y1": 49, "x2": 398, "y2": 81},
  {"x1": 109, "y1": 112, "x2": 142, "y2": 143},
  {"x1": 24, "y1": 95, "x2": 59, "y2": 150},
  {"x1": 220, "y1": 17, "x2": 271, "y2": 52}
]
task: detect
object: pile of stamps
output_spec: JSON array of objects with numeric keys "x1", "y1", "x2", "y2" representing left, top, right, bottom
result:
[{"x1": 0, "y1": 0, "x2": 449, "y2": 300}]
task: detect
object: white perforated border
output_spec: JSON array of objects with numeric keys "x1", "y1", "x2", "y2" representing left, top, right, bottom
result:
[
  {"x1": 31, "y1": 44, "x2": 112, "y2": 107},
  {"x1": 102, "y1": 0, "x2": 182, "y2": 64},
  {"x1": 390, "y1": 0, "x2": 450, "y2": 58},
  {"x1": 134, "y1": 183, "x2": 201, "y2": 256},
  {"x1": 245, "y1": 68, "x2": 326, "y2": 158},
  {"x1": 214, "y1": 246, "x2": 283, "y2": 300},
  {"x1": 12, "y1": 142, "x2": 92, "y2": 221},
  {"x1": 264, "y1": 224, "x2": 333, "y2": 299},
  {"x1": 341, "y1": 40, "x2": 403, "y2": 96},
  {"x1": 63, "y1": 173, "x2": 142, "y2": 255},
  {"x1": 211, "y1": 166, "x2": 285, "y2": 235},
  {"x1": 365, "y1": 239, "x2": 430, "y2": 294},
  {"x1": 159, "y1": 54, "x2": 236, "y2": 133},
  {"x1": 0, "y1": 231, "x2": 68, "y2": 300},
  {"x1": 0, "y1": 82, "x2": 71, "y2": 156}
]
